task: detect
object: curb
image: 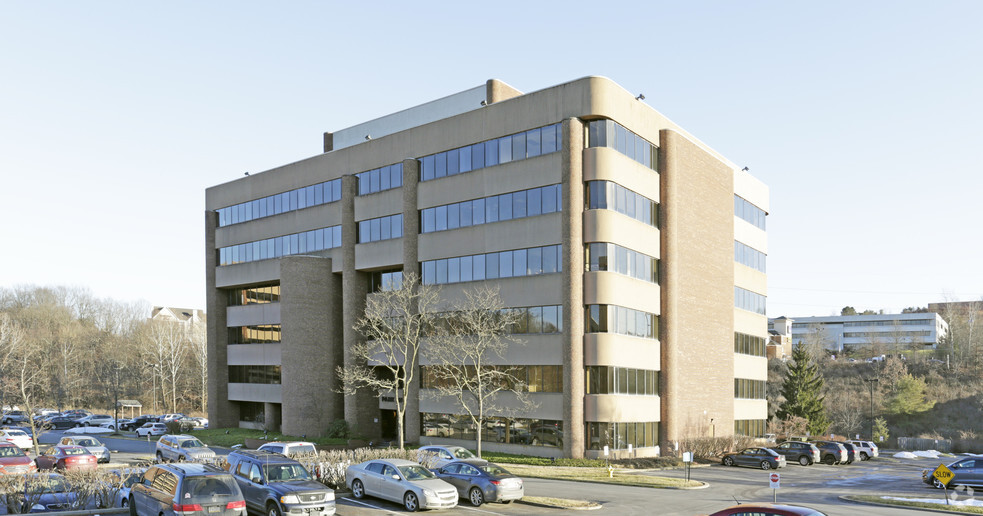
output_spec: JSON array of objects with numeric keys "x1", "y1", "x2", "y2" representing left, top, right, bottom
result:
[
  {"x1": 839, "y1": 495, "x2": 981, "y2": 515},
  {"x1": 517, "y1": 473, "x2": 709, "y2": 490},
  {"x1": 518, "y1": 499, "x2": 603, "y2": 511}
]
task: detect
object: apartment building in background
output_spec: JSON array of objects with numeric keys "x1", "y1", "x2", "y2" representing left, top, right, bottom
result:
[
  {"x1": 205, "y1": 76, "x2": 770, "y2": 458},
  {"x1": 787, "y1": 313, "x2": 948, "y2": 353}
]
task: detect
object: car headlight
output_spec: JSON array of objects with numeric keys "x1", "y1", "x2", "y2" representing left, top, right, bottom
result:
[
  {"x1": 32, "y1": 504, "x2": 46, "y2": 511},
  {"x1": 324, "y1": 492, "x2": 334, "y2": 502},
  {"x1": 422, "y1": 489, "x2": 436, "y2": 499},
  {"x1": 280, "y1": 495, "x2": 300, "y2": 504}
]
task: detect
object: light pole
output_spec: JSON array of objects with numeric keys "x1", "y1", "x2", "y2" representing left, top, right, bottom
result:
[{"x1": 864, "y1": 378, "x2": 879, "y2": 441}]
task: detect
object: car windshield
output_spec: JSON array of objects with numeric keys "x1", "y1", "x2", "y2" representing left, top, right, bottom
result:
[
  {"x1": 479, "y1": 464, "x2": 510, "y2": 476},
  {"x1": 181, "y1": 476, "x2": 238, "y2": 500},
  {"x1": 264, "y1": 464, "x2": 312, "y2": 482},
  {"x1": 452, "y1": 448, "x2": 476, "y2": 459},
  {"x1": 0, "y1": 447, "x2": 25, "y2": 457},
  {"x1": 62, "y1": 447, "x2": 87, "y2": 456},
  {"x1": 181, "y1": 439, "x2": 206, "y2": 448},
  {"x1": 77, "y1": 439, "x2": 99, "y2": 447},
  {"x1": 28, "y1": 477, "x2": 70, "y2": 494},
  {"x1": 398, "y1": 465, "x2": 436, "y2": 481},
  {"x1": 7, "y1": 430, "x2": 27, "y2": 436}
]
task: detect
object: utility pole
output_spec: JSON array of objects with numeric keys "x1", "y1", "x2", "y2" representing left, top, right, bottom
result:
[{"x1": 864, "y1": 378, "x2": 879, "y2": 441}]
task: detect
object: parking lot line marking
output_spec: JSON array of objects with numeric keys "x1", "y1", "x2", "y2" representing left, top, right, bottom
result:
[
  {"x1": 456, "y1": 505, "x2": 506, "y2": 515},
  {"x1": 340, "y1": 496, "x2": 401, "y2": 514}
]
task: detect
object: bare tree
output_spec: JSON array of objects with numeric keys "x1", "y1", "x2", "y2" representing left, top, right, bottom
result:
[
  {"x1": 424, "y1": 285, "x2": 535, "y2": 457},
  {"x1": 337, "y1": 273, "x2": 439, "y2": 449},
  {"x1": 142, "y1": 319, "x2": 187, "y2": 412},
  {"x1": 188, "y1": 318, "x2": 207, "y2": 412},
  {"x1": 0, "y1": 313, "x2": 46, "y2": 455}
]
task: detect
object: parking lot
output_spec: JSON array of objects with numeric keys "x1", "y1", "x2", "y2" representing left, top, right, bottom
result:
[{"x1": 12, "y1": 426, "x2": 970, "y2": 515}]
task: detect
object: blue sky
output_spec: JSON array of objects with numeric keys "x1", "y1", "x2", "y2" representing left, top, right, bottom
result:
[{"x1": 1, "y1": 1, "x2": 980, "y2": 317}]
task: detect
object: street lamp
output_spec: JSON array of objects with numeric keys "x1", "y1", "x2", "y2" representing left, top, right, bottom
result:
[{"x1": 864, "y1": 378, "x2": 879, "y2": 442}]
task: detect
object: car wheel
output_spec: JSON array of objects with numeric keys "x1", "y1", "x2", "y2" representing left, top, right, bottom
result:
[
  {"x1": 351, "y1": 479, "x2": 364, "y2": 499},
  {"x1": 860, "y1": 452, "x2": 869, "y2": 461},
  {"x1": 469, "y1": 487, "x2": 484, "y2": 507},
  {"x1": 723, "y1": 457, "x2": 734, "y2": 466},
  {"x1": 267, "y1": 502, "x2": 282, "y2": 516},
  {"x1": 75, "y1": 423, "x2": 81, "y2": 428},
  {"x1": 798, "y1": 456, "x2": 810, "y2": 466},
  {"x1": 403, "y1": 491, "x2": 419, "y2": 512},
  {"x1": 933, "y1": 478, "x2": 945, "y2": 489},
  {"x1": 822, "y1": 455, "x2": 835, "y2": 465},
  {"x1": 177, "y1": 455, "x2": 185, "y2": 462},
  {"x1": 156, "y1": 451, "x2": 164, "y2": 463},
  {"x1": 760, "y1": 461, "x2": 772, "y2": 470}
]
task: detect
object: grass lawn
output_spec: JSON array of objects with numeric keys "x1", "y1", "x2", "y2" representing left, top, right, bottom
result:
[
  {"x1": 846, "y1": 495, "x2": 983, "y2": 514},
  {"x1": 504, "y1": 464, "x2": 703, "y2": 489}
]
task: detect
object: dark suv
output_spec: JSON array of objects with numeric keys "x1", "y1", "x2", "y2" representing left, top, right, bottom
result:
[
  {"x1": 129, "y1": 463, "x2": 245, "y2": 516},
  {"x1": 122, "y1": 415, "x2": 158, "y2": 431},
  {"x1": 225, "y1": 449, "x2": 335, "y2": 516},
  {"x1": 808, "y1": 441, "x2": 848, "y2": 465},
  {"x1": 773, "y1": 441, "x2": 821, "y2": 466}
]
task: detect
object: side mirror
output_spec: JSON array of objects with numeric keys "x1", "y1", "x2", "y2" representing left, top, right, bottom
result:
[{"x1": 391, "y1": 474, "x2": 401, "y2": 481}]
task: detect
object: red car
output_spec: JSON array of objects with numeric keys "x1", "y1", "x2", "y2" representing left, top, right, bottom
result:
[
  {"x1": 0, "y1": 442, "x2": 36, "y2": 475},
  {"x1": 709, "y1": 503, "x2": 826, "y2": 516},
  {"x1": 34, "y1": 445, "x2": 97, "y2": 471}
]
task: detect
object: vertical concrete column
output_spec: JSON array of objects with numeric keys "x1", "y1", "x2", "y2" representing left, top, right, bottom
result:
[
  {"x1": 659, "y1": 129, "x2": 677, "y2": 452},
  {"x1": 401, "y1": 158, "x2": 422, "y2": 445},
  {"x1": 280, "y1": 256, "x2": 343, "y2": 437},
  {"x1": 485, "y1": 79, "x2": 523, "y2": 105},
  {"x1": 205, "y1": 211, "x2": 238, "y2": 427},
  {"x1": 342, "y1": 175, "x2": 380, "y2": 439},
  {"x1": 264, "y1": 403, "x2": 282, "y2": 432},
  {"x1": 561, "y1": 118, "x2": 585, "y2": 458}
]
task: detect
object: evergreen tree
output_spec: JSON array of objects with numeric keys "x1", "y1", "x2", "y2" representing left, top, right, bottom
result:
[
  {"x1": 885, "y1": 374, "x2": 935, "y2": 415},
  {"x1": 777, "y1": 344, "x2": 831, "y2": 435}
]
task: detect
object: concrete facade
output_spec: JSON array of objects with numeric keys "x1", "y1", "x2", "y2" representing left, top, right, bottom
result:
[{"x1": 205, "y1": 76, "x2": 770, "y2": 456}]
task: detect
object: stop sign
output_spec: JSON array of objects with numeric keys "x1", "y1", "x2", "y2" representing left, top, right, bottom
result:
[{"x1": 770, "y1": 472, "x2": 780, "y2": 488}]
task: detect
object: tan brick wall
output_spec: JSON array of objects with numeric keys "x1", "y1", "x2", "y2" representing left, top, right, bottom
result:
[{"x1": 660, "y1": 129, "x2": 735, "y2": 446}]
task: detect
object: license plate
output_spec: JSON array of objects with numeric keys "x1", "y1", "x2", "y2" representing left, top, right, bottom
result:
[{"x1": 208, "y1": 507, "x2": 220, "y2": 513}]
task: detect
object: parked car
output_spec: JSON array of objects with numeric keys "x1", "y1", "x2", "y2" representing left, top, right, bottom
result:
[
  {"x1": 256, "y1": 441, "x2": 317, "y2": 458},
  {"x1": 773, "y1": 441, "x2": 821, "y2": 466},
  {"x1": 434, "y1": 459, "x2": 523, "y2": 506},
  {"x1": 129, "y1": 463, "x2": 246, "y2": 516},
  {"x1": 225, "y1": 449, "x2": 336, "y2": 516},
  {"x1": 34, "y1": 445, "x2": 97, "y2": 471},
  {"x1": 346, "y1": 458, "x2": 458, "y2": 511},
  {"x1": 495, "y1": 427, "x2": 534, "y2": 445},
  {"x1": 156, "y1": 434, "x2": 216, "y2": 463},
  {"x1": 1, "y1": 427, "x2": 35, "y2": 450},
  {"x1": 0, "y1": 442, "x2": 37, "y2": 475},
  {"x1": 192, "y1": 417, "x2": 209, "y2": 429},
  {"x1": 923, "y1": 457, "x2": 983, "y2": 489},
  {"x1": 721, "y1": 447, "x2": 786, "y2": 470},
  {"x1": 74, "y1": 414, "x2": 114, "y2": 427},
  {"x1": 417, "y1": 445, "x2": 481, "y2": 469},
  {"x1": 838, "y1": 442, "x2": 857, "y2": 464},
  {"x1": 847, "y1": 440, "x2": 879, "y2": 460},
  {"x1": 58, "y1": 436, "x2": 111, "y2": 464},
  {"x1": 808, "y1": 441, "x2": 848, "y2": 465},
  {"x1": 135, "y1": 423, "x2": 168, "y2": 437},
  {"x1": 708, "y1": 503, "x2": 827, "y2": 516},
  {"x1": 2, "y1": 410, "x2": 30, "y2": 425},
  {"x1": 19, "y1": 473, "x2": 82, "y2": 513},
  {"x1": 530, "y1": 425, "x2": 563, "y2": 447},
  {"x1": 122, "y1": 415, "x2": 159, "y2": 431},
  {"x1": 159, "y1": 413, "x2": 187, "y2": 423},
  {"x1": 42, "y1": 417, "x2": 78, "y2": 430},
  {"x1": 109, "y1": 469, "x2": 144, "y2": 508}
]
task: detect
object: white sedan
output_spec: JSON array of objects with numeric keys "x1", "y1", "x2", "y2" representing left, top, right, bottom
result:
[
  {"x1": 0, "y1": 428, "x2": 34, "y2": 450},
  {"x1": 346, "y1": 458, "x2": 458, "y2": 511}
]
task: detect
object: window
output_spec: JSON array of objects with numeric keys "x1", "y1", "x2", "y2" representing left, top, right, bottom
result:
[
  {"x1": 585, "y1": 181, "x2": 659, "y2": 228},
  {"x1": 227, "y1": 325, "x2": 281, "y2": 345},
  {"x1": 586, "y1": 120, "x2": 658, "y2": 171},
  {"x1": 586, "y1": 367, "x2": 659, "y2": 395},
  {"x1": 228, "y1": 284, "x2": 280, "y2": 306},
  {"x1": 586, "y1": 422, "x2": 658, "y2": 450},
  {"x1": 419, "y1": 124, "x2": 562, "y2": 183},
  {"x1": 219, "y1": 226, "x2": 341, "y2": 266},
  {"x1": 735, "y1": 195, "x2": 767, "y2": 230},
  {"x1": 734, "y1": 332, "x2": 767, "y2": 357},
  {"x1": 229, "y1": 365, "x2": 281, "y2": 384},
  {"x1": 357, "y1": 163, "x2": 404, "y2": 196},
  {"x1": 585, "y1": 305, "x2": 657, "y2": 339},
  {"x1": 217, "y1": 178, "x2": 342, "y2": 227},
  {"x1": 735, "y1": 241, "x2": 766, "y2": 272},
  {"x1": 422, "y1": 245, "x2": 561, "y2": 285},
  {"x1": 420, "y1": 185, "x2": 561, "y2": 234},
  {"x1": 734, "y1": 378, "x2": 766, "y2": 399},
  {"x1": 358, "y1": 214, "x2": 403, "y2": 243},
  {"x1": 735, "y1": 287, "x2": 767, "y2": 315},
  {"x1": 586, "y1": 242, "x2": 658, "y2": 283}
]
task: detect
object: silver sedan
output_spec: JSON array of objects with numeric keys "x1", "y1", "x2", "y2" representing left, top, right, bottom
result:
[{"x1": 346, "y1": 458, "x2": 458, "y2": 511}]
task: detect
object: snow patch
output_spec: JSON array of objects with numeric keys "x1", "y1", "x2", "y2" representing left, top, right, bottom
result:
[
  {"x1": 883, "y1": 496, "x2": 983, "y2": 508},
  {"x1": 913, "y1": 450, "x2": 943, "y2": 459},
  {"x1": 893, "y1": 451, "x2": 918, "y2": 459},
  {"x1": 64, "y1": 426, "x2": 113, "y2": 435}
]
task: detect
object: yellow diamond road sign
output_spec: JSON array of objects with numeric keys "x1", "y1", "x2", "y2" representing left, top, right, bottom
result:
[{"x1": 934, "y1": 463, "x2": 954, "y2": 486}]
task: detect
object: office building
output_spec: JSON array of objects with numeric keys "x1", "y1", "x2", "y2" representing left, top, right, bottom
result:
[
  {"x1": 205, "y1": 76, "x2": 770, "y2": 457},
  {"x1": 788, "y1": 313, "x2": 948, "y2": 353}
]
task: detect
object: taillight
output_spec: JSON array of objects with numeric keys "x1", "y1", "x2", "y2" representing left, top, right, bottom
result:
[
  {"x1": 173, "y1": 503, "x2": 203, "y2": 513},
  {"x1": 226, "y1": 500, "x2": 246, "y2": 510},
  {"x1": 489, "y1": 480, "x2": 500, "y2": 485}
]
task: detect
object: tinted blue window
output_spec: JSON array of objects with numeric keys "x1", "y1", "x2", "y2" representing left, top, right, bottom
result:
[
  {"x1": 499, "y1": 193, "x2": 513, "y2": 220},
  {"x1": 499, "y1": 136, "x2": 512, "y2": 164},
  {"x1": 473, "y1": 198, "x2": 485, "y2": 224},
  {"x1": 435, "y1": 152, "x2": 447, "y2": 178},
  {"x1": 513, "y1": 191, "x2": 526, "y2": 218},
  {"x1": 527, "y1": 187, "x2": 542, "y2": 216},
  {"x1": 527, "y1": 128, "x2": 541, "y2": 157},
  {"x1": 472, "y1": 143, "x2": 484, "y2": 169},
  {"x1": 447, "y1": 149, "x2": 460, "y2": 175},
  {"x1": 484, "y1": 140, "x2": 498, "y2": 167},
  {"x1": 512, "y1": 132, "x2": 526, "y2": 161},
  {"x1": 422, "y1": 155, "x2": 435, "y2": 181},
  {"x1": 459, "y1": 146, "x2": 472, "y2": 173},
  {"x1": 422, "y1": 209, "x2": 435, "y2": 233}
]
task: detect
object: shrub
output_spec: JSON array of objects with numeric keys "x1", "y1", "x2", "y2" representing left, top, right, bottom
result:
[
  {"x1": 298, "y1": 448, "x2": 420, "y2": 490},
  {"x1": 324, "y1": 419, "x2": 351, "y2": 439}
]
